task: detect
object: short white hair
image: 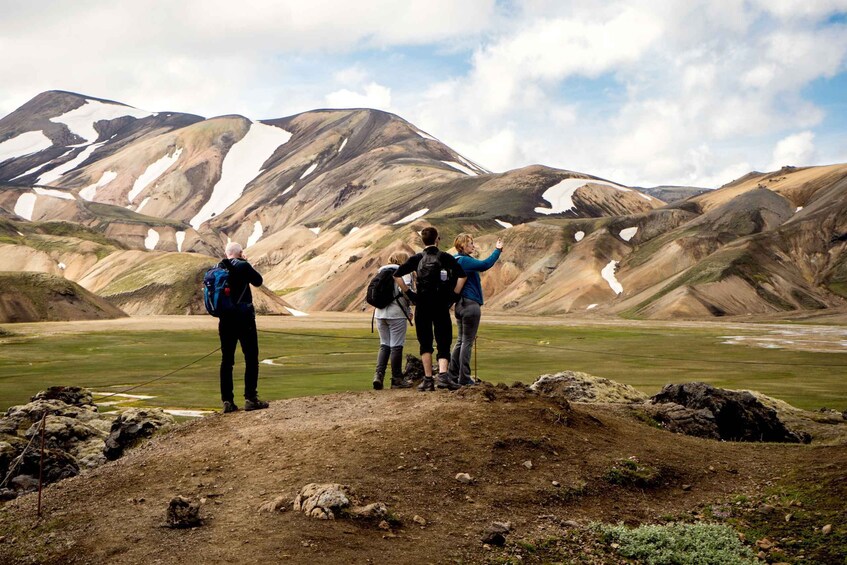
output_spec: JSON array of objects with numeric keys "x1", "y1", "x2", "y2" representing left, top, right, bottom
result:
[{"x1": 225, "y1": 242, "x2": 243, "y2": 258}]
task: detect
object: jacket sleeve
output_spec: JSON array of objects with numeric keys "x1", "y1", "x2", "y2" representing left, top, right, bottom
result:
[
  {"x1": 394, "y1": 254, "x2": 421, "y2": 278},
  {"x1": 242, "y1": 261, "x2": 263, "y2": 286},
  {"x1": 457, "y1": 249, "x2": 501, "y2": 273}
]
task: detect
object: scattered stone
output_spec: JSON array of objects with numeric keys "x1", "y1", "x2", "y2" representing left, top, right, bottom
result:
[
  {"x1": 378, "y1": 520, "x2": 391, "y2": 531},
  {"x1": 757, "y1": 504, "x2": 776, "y2": 515},
  {"x1": 293, "y1": 483, "x2": 388, "y2": 522},
  {"x1": 756, "y1": 538, "x2": 773, "y2": 551},
  {"x1": 104, "y1": 408, "x2": 174, "y2": 460},
  {"x1": 784, "y1": 513, "x2": 793, "y2": 522},
  {"x1": 562, "y1": 520, "x2": 580, "y2": 528},
  {"x1": 643, "y1": 402, "x2": 719, "y2": 439},
  {"x1": 522, "y1": 460, "x2": 533, "y2": 470},
  {"x1": 552, "y1": 481, "x2": 560, "y2": 487},
  {"x1": 650, "y1": 382, "x2": 809, "y2": 443},
  {"x1": 455, "y1": 473, "x2": 473, "y2": 484},
  {"x1": 681, "y1": 484, "x2": 692, "y2": 491},
  {"x1": 481, "y1": 522, "x2": 511, "y2": 546},
  {"x1": 413, "y1": 515, "x2": 427, "y2": 526},
  {"x1": 530, "y1": 371, "x2": 647, "y2": 403},
  {"x1": 822, "y1": 524, "x2": 832, "y2": 535},
  {"x1": 166, "y1": 496, "x2": 202, "y2": 528},
  {"x1": 258, "y1": 496, "x2": 289, "y2": 513}
]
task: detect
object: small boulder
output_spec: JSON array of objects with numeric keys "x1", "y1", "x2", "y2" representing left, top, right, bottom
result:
[
  {"x1": 455, "y1": 473, "x2": 473, "y2": 484},
  {"x1": 531, "y1": 371, "x2": 647, "y2": 403},
  {"x1": 258, "y1": 496, "x2": 289, "y2": 513},
  {"x1": 104, "y1": 408, "x2": 174, "y2": 460},
  {"x1": 481, "y1": 522, "x2": 511, "y2": 546},
  {"x1": 822, "y1": 524, "x2": 832, "y2": 535},
  {"x1": 293, "y1": 483, "x2": 388, "y2": 522},
  {"x1": 166, "y1": 496, "x2": 202, "y2": 528}
]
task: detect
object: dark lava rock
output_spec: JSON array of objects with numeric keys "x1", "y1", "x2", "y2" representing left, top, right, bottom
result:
[
  {"x1": 104, "y1": 408, "x2": 173, "y2": 461},
  {"x1": 166, "y1": 496, "x2": 202, "y2": 528},
  {"x1": 31, "y1": 386, "x2": 94, "y2": 407},
  {"x1": 646, "y1": 402, "x2": 720, "y2": 440},
  {"x1": 481, "y1": 521, "x2": 511, "y2": 546},
  {"x1": 651, "y1": 382, "x2": 809, "y2": 443},
  {"x1": 402, "y1": 355, "x2": 426, "y2": 384}
]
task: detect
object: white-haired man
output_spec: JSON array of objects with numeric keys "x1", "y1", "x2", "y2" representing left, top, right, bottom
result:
[{"x1": 218, "y1": 242, "x2": 268, "y2": 413}]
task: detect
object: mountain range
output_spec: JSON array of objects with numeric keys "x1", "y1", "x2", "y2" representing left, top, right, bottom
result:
[{"x1": 0, "y1": 90, "x2": 845, "y2": 321}]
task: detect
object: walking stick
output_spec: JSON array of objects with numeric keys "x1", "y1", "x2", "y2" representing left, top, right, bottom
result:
[
  {"x1": 474, "y1": 336, "x2": 478, "y2": 382},
  {"x1": 37, "y1": 413, "x2": 46, "y2": 518}
]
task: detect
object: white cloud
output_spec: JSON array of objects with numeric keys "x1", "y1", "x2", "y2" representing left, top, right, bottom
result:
[
  {"x1": 324, "y1": 82, "x2": 392, "y2": 110},
  {"x1": 769, "y1": 131, "x2": 817, "y2": 170}
]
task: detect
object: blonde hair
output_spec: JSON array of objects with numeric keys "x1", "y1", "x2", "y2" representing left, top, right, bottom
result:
[
  {"x1": 388, "y1": 251, "x2": 409, "y2": 265},
  {"x1": 454, "y1": 233, "x2": 474, "y2": 254}
]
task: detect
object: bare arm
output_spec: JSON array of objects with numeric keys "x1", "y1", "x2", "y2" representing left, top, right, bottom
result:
[{"x1": 454, "y1": 276, "x2": 467, "y2": 295}]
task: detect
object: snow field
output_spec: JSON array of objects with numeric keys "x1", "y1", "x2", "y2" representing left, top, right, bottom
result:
[
  {"x1": 79, "y1": 170, "x2": 118, "y2": 201},
  {"x1": 574, "y1": 231, "x2": 585, "y2": 242},
  {"x1": 285, "y1": 307, "x2": 309, "y2": 317},
  {"x1": 601, "y1": 260, "x2": 623, "y2": 295},
  {"x1": 13, "y1": 193, "x2": 37, "y2": 220},
  {"x1": 190, "y1": 122, "x2": 292, "y2": 229},
  {"x1": 144, "y1": 228, "x2": 160, "y2": 250},
  {"x1": 247, "y1": 221, "x2": 263, "y2": 247},
  {"x1": 175, "y1": 231, "x2": 186, "y2": 253},
  {"x1": 441, "y1": 160, "x2": 478, "y2": 176},
  {"x1": 495, "y1": 219, "x2": 513, "y2": 229},
  {"x1": 50, "y1": 100, "x2": 151, "y2": 143},
  {"x1": 0, "y1": 131, "x2": 53, "y2": 163},
  {"x1": 33, "y1": 187, "x2": 74, "y2": 200},
  {"x1": 128, "y1": 148, "x2": 183, "y2": 202},
  {"x1": 394, "y1": 208, "x2": 429, "y2": 224},
  {"x1": 37, "y1": 142, "x2": 105, "y2": 185},
  {"x1": 535, "y1": 178, "x2": 633, "y2": 215},
  {"x1": 619, "y1": 227, "x2": 638, "y2": 241}
]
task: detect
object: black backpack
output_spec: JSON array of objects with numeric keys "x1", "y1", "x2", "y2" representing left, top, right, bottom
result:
[
  {"x1": 366, "y1": 267, "x2": 400, "y2": 308},
  {"x1": 416, "y1": 250, "x2": 452, "y2": 298}
]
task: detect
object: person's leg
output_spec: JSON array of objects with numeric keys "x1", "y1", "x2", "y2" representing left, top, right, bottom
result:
[
  {"x1": 448, "y1": 300, "x2": 466, "y2": 377},
  {"x1": 457, "y1": 301, "x2": 481, "y2": 384},
  {"x1": 414, "y1": 301, "x2": 435, "y2": 391},
  {"x1": 239, "y1": 317, "x2": 260, "y2": 401},
  {"x1": 433, "y1": 305, "x2": 459, "y2": 389},
  {"x1": 387, "y1": 318, "x2": 411, "y2": 387},
  {"x1": 373, "y1": 319, "x2": 391, "y2": 390},
  {"x1": 219, "y1": 319, "x2": 238, "y2": 405}
]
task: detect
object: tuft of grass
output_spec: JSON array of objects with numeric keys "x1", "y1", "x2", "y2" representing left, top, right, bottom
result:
[
  {"x1": 604, "y1": 457, "x2": 662, "y2": 487},
  {"x1": 595, "y1": 522, "x2": 755, "y2": 564}
]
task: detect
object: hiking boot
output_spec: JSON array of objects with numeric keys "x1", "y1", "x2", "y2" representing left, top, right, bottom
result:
[
  {"x1": 373, "y1": 373, "x2": 385, "y2": 390},
  {"x1": 222, "y1": 400, "x2": 239, "y2": 414},
  {"x1": 417, "y1": 376, "x2": 435, "y2": 392},
  {"x1": 244, "y1": 397, "x2": 269, "y2": 411},
  {"x1": 458, "y1": 377, "x2": 478, "y2": 386},
  {"x1": 436, "y1": 372, "x2": 461, "y2": 391},
  {"x1": 391, "y1": 378, "x2": 413, "y2": 389}
]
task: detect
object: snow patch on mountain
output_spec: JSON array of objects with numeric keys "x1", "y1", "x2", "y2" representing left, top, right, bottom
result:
[
  {"x1": 601, "y1": 260, "x2": 623, "y2": 295},
  {"x1": 33, "y1": 187, "x2": 74, "y2": 200},
  {"x1": 79, "y1": 170, "x2": 117, "y2": 201},
  {"x1": 285, "y1": 307, "x2": 309, "y2": 317},
  {"x1": 338, "y1": 138, "x2": 348, "y2": 153},
  {"x1": 441, "y1": 160, "x2": 477, "y2": 176},
  {"x1": 144, "y1": 228, "x2": 160, "y2": 250},
  {"x1": 348, "y1": 227, "x2": 360, "y2": 234},
  {"x1": 574, "y1": 231, "x2": 585, "y2": 242},
  {"x1": 37, "y1": 142, "x2": 106, "y2": 185},
  {"x1": 175, "y1": 231, "x2": 186, "y2": 253},
  {"x1": 415, "y1": 129, "x2": 438, "y2": 142},
  {"x1": 619, "y1": 227, "x2": 638, "y2": 241},
  {"x1": 309, "y1": 227, "x2": 321, "y2": 235},
  {"x1": 458, "y1": 154, "x2": 489, "y2": 174},
  {"x1": 135, "y1": 197, "x2": 151, "y2": 213},
  {"x1": 394, "y1": 208, "x2": 429, "y2": 224},
  {"x1": 300, "y1": 162, "x2": 318, "y2": 179},
  {"x1": 13, "y1": 193, "x2": 37, "y2": 220},
  {"x1": 495, "y1": 219, "x2": 513, "y2": 229},
  {"x1": 0, "y1": 131, "x2": 53, "y2": 163},
  {"x1": 190, "y1": 122, "x2": 292, "y2": 229},
  {"x1": 535, "y1": 178, "x2": 632, "y2": 215},
  {"x1": 282, "y1": 183, "x2": 295, "y2": 195},
  {"x1": 128, "y1": 148, "x2": 183, "y2": 203},
  {"x1": 50, "y1": 100, "x2": 151, "y2": 143},
  {"x1": 247, "y1": 221, "x2": 263, "y2": 248}
]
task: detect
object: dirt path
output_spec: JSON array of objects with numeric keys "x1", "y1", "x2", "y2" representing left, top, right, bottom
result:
[{"x1": 2, "y1": 386, "x2": 845, "y2": 564}]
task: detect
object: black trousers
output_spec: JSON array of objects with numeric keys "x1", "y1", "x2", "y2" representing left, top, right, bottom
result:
[
  {"x1": 219, "y1": 315, "x2": 259, "y2": 402},
  {"x1": 414, "y1": 298, "x2": 453, "y2": 360}
]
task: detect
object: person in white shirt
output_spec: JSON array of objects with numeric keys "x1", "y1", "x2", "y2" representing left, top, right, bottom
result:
[{"x1": 373, "y1": 252, "x2": 414, "y2": 389}]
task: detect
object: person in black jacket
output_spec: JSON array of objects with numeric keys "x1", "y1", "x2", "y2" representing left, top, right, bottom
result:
[
  {"x1": 218, "y1": 242, "x2": 268, "y2": 413},
  {"x1": 394, "y1": 227, "x2": 466, "y2": 391}
]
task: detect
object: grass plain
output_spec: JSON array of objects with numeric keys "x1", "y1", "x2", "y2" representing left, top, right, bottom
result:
[{"x1": 1, "y1": 315, "x2": 845, "y2": 412}]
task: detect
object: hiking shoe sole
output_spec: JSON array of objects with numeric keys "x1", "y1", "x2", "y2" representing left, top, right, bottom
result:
[
  {"x1": 222, "y1": 401, "x2": 239, "y2": 414},
  {"x1": 244, "y1": 399, "x2": 269, "y2": 411}
]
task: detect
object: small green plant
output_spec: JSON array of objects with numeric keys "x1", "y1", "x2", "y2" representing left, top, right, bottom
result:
[
  {"x1": 604, "y1": 457, "x2": 662, "y2": 487},
  {"x1": 595, "y1": 522, "x2": 755, "y2": 564}
]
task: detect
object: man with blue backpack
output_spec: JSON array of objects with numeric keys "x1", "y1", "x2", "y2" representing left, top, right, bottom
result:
[
  {"x1": 394, "y1": 226, "x2": 467, "y2": 392},
  {"x1": 204, "y1": 242, "x2": 268, "y2": 413}
]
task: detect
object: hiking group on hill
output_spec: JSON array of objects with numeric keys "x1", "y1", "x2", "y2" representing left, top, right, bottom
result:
[{"x1": 206, "y1": 227, "x2": 503, "y2": 414}]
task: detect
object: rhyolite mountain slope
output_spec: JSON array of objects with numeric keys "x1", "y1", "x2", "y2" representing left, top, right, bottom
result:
[{"x1": 0, "y1": 90, "x2": 845, "y2": 319}]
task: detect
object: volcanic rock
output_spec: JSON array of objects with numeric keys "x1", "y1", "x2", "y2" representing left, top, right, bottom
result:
[
  {"x1": 530, "y1": 371, "x2": 647, "y2": 403},
  {"x1": 104, "y1": 408, "x2": 174, "y2": 460},
  {"x1": 166, "y1": 496, "x2": 202, "y2": 528}
]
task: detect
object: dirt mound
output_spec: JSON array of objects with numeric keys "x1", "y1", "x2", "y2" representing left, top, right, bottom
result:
[
  {"x1": 0, "y1": 271, "x2": 127, "y2": 323},
  {"x1": 529, "y1": 371, "x2": 648, "y2": 403},
  {"x1": 2, "y1": 386, "x2": 846, "y2": 564}
]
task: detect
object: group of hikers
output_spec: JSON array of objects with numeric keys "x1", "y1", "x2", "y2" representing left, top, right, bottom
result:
[{"x1": 210, "y1": 226, "x2": 502, "y2": 413}]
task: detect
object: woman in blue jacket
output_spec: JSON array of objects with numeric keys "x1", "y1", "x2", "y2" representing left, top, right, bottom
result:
[{"x1": 448, "y1": 233, "x2": 503, "y2": 385}]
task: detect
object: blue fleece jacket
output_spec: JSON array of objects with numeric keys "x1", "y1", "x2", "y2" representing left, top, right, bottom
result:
[{"x1": 455, "y1": 248, "x2": 501, "y2": 305}]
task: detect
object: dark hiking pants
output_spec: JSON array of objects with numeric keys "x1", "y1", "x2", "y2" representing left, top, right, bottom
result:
[
  {"x1": 414, "y1": 298, "x2": 453, "y2": 360},
  {"x1": 219, "y1": 315, "x2": 259, "y2": 402},
  {"x1": 449, "y1": 297, "x2": 481, "y2": 383}
]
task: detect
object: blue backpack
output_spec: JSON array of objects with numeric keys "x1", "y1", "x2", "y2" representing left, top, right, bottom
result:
[{"x1": 203, "y1": 263, "x2": 246, "y2": 317}]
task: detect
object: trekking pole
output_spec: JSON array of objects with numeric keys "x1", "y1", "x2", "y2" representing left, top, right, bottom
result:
[
  {"x1": 37, "y1": 413, "x2": 47, "y2": 518},
  {"x1": 474, "y1": 336, "x2": 478, "y2": 382}
]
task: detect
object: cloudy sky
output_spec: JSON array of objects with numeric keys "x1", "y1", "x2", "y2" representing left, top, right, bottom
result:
[{"x1": 2, "y1": 0, "x2": 846, "y2": 187}]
